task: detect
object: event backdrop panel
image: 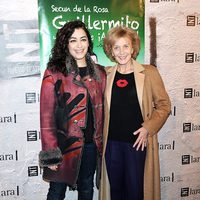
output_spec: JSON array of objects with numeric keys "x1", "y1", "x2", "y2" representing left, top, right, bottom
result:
[{"x1": 0, "y1": 0, "x2": 200, "y2": 199}]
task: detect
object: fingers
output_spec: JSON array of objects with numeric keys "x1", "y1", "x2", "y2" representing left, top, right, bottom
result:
[
  {"x1": 133, "y1": 127, "x2": 148, "y2": 151},
  {"x1": 133, "y1": 129, "x2": 140, "y2": 136},
  {"x1": 133, "y1": 139, "x2": 147, "y2": 151},
  {"x1": 133, "y1": 137, "x2": 140, "y2": 148},
  {"x1": 141, "y1": 140, "x2": 147, "y2": 151}
]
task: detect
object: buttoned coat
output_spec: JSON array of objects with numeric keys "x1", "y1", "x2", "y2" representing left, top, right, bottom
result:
[{"x1": 99, "y1": 59, "x2": 171, "y2": 200}]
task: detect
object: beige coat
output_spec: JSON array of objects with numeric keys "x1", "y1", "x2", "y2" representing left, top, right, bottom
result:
[{"x1": 99, "y1": 60, "x2": 171, "y2": 200}]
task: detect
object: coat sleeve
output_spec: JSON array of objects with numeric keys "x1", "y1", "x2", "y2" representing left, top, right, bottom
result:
[
  {"x1": 142, "y1": 66, "x2": 171, "y2": 136},
  {"x1": 39, "y1": 69, "x2": 62, "y2": 167}
]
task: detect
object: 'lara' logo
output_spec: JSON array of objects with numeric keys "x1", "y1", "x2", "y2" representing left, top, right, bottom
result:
[
  {"x1": 0, "y1": 113, "x2": 17, "y2": 123},
  {"x1": 182, "y1": 154, "x2": 200, "y2": 165},
  {"x1": 0, "y1": 186, "x2": 20, "y2": 197},
  {"x1": 159, "y1": 141, "x2": 175, "y2": 151},
  {"x1": 160, "y1": 172, "x2": 175, "y2": 182},
  {"x1": 183, "y1": 122, "x2": 200, "y2": 132},
  {"x1": 185, "y1": 52, "x2": 200, "y2": 63},
  {"x1": 181, "y1": 187, "x2": 200, "y2": 197},
  {"x1": 184, "y1": 88, "x2": 200, "y2": 98},
  {"x1": 0, "y1": 151, "x2": 18, "y2": 161},
  {"x1": 187, "y1": 15, "x2": 200, "y2": 26}
]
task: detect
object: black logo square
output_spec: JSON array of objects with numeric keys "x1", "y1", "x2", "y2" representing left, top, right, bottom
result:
[
  {"x1": 27, "y1": 130, "x2": 37, "y2": 141},
  {"x1": 182, "y1": 155, "x2": 190, "y2": 165},
  {"x1": 181, "y1": 187, "x2": 189, "y2": 197},
  {"x1": 185, "y1": 53, "x2": 194, "y2": 63},
  {"x1": 28, "y1": 166, "x2": 38, "y2": 177},
  {"x1": 183, "y1": 123, "x2": 191, "y2": 132},
  {"x1": 26, "y1": 93, "x2": 36, "y2": 103},
  {"x1": 184, "y1": 88, "x2": 193, "y2": 98},
  {"x1": 187, "y1": 16, "x2": 196, "y2": 26}
]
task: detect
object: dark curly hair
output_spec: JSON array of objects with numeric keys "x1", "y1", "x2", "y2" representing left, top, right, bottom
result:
[{"x1": 47, "y1": 20, "x2": 97, "y2": 78}]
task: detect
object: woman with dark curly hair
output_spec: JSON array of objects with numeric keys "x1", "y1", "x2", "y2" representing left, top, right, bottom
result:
[
  {"x1": 39, "y1": 20, "x2": 106, "y2": 200},
  {"x1": 99, "y1": 26, "x2": 171, "y2": 200}
]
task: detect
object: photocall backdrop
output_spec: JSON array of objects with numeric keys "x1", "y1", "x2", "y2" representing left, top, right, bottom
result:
[{"x1": 0, "y1": 0, "x2": 200, "y2": 199}]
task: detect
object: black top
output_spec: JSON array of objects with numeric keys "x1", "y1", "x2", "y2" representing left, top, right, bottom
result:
[
  {"x1": 79, "y1": 67, "x2": 94, "y2": 143},
  {"x1": 108, "y1": 71, "x2": 143, "y2": 144}
]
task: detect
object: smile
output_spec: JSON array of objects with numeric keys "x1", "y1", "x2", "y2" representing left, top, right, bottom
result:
[
  {"x1": 75, "y1": 50, "x2": 84, "y2": 53},
  {"x1": 118, "y1": 56, "x2": 127, "y2": 60}
]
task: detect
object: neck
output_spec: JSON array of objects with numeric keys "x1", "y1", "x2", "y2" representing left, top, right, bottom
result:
[
  {"x1": 117, "y1": 60, "x2": 134, "y2": 74},
  {"x1": 77, "y1": 59, "x2": 87, "y2": 68}
]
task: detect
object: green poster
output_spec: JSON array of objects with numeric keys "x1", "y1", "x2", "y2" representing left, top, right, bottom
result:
[{"x1": 38, "y1": 0, "x2": 145, "y2": 74}]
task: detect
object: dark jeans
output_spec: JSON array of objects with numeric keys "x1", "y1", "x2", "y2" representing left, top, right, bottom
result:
[
  {"x1": 105, "y1": 140, "x2": 146, "y2": 200},
  {"x1": 47, "y1": 142, "x2": 97, "y2": 200}
]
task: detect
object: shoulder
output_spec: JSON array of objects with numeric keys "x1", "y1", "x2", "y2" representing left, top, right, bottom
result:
[
  {"x1": 105, "y1": 66, "x2": 115, "y2": 75},
  {"x1": 43, "y1": 68, "x2": 64, "y2": 83},
  {"x1": 95, "y1": 64, "x2": 106, "y2": 76},
  {"x1": 142, "y1": 64, "x2": 157, "y2": 72},
  {"x1": 141, "y1": 64, "x2": 161, "y2": 77},
  {"x1": 95, "y1": 64, "x2": 105, "y2": 72},
  {"x1": 43, "y1": 69, "x2": 54, "y2": 80},
  {"x1": 141, "y1": 64, "x2": 165, "y2": 87}
]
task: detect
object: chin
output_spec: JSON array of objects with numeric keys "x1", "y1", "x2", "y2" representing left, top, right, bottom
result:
[
  {"x1": 75, "y1": 55, "x2": 85, "y2": 60},
  {"x1": 118, "y1": 61, "x2": 129, "y2": 65}
]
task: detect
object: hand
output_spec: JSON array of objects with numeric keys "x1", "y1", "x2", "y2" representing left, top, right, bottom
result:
[
  {"x1": 48, "y1": 165, "x2": 59, "y2": 171},
  {"x1": 133, "y1": 127, "x2": 148, "y2": 151}
]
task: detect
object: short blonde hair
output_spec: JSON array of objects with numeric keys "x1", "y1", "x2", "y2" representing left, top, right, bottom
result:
[{"x1": 103, "y1": 26, "x2": 140, "y2": 62}]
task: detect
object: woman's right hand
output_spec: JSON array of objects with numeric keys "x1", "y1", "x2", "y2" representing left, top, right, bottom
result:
[{"x1": 48, "y1": 165, "x2": 59, "y2": 171}]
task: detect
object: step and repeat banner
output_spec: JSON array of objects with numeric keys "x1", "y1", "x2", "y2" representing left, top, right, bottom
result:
[
  {"x1": 145, "y1": 0, "x2": 200, "y2": 199},
  {"x1": 0, "y1": 0, "x2": 199, "y2": 199}
]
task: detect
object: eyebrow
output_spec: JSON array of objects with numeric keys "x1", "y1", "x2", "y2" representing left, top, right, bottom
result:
[
  {"x1": 113, "y1": 43, "x2": 130, "y2": 46},
  {"x1": 69, "y1": 36, "x2": 87, "y2": 40}
]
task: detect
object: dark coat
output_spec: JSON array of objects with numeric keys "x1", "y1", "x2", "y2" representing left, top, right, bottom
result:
[{"x1": 39, "y1": 65, "x2": 106, "y2": 187}]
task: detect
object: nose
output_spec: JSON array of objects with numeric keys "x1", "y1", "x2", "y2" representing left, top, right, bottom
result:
[
  {"x1": 119, "y1": 47, "x2": 125, "y2": 54},
  {"x1": 77, "y1": 40, "x2": 82, "y2": 48}
]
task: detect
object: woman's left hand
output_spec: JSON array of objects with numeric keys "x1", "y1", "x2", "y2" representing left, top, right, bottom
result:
[{"x1": 133, "y1": 127, "x2": 148, "y2": 151}]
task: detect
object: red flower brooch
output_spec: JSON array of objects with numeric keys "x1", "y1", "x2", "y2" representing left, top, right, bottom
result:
[{"x1": 116, "y1": 79, "x2": 128, "y2": 88}]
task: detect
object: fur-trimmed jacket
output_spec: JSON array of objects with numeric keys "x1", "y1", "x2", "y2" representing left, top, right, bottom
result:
[{"x1": 39, "y1": 65, "x2": 106, "y2": 187}]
